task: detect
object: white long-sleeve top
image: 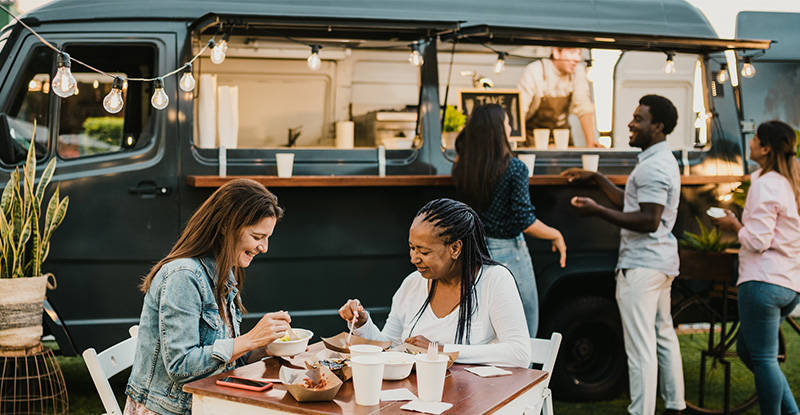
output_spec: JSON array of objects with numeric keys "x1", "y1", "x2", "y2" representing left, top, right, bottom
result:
[
  {"x1": 737, "y1": 169, "x2": 800, "y2": 292},
  {"x1": 516, "y1": 58, "x2": 594, "y2": 121},
  {"x1": 353, "y1": 264, "x2": 531, "y2": 368}
]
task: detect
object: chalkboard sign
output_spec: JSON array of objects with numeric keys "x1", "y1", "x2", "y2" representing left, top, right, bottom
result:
[{"x1": 459, "y1": 89, "x2": 525, "y2": 141}]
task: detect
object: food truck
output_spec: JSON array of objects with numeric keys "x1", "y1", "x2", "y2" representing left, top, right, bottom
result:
[{"x1": 0, "y1": 0, "x2": 771, "y2": 401}]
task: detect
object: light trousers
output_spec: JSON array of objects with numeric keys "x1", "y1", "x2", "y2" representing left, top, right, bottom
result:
[{"x1": 616, "y1": 268, "x2": 685, "y2": 415}]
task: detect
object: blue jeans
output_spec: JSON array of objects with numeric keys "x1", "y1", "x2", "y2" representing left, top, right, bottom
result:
[
  {"x1": 487, "y1": 234, "x2": 537, "y2": 337},
  {"x1": 737, "y1": 281, "x2": 800, "y2": 415}
]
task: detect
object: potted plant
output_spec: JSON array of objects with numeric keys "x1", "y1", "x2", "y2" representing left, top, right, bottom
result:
[
  {"x1": 678, "y1": 216, "x2": 736, "y2": 282},
  {"x1": 0, "y1": 139, "x2": 69, "y2": 353},
  {"x1": 441, "y1": 105, "x2": 466, "y2": 149}
]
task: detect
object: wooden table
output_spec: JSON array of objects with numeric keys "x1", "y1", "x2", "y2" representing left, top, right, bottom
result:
[{"x1": 184, "y1": 343, "x2": 548, "y2": 415}]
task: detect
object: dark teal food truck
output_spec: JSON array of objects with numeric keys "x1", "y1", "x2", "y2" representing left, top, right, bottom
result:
[{"x1": 0, "y1": 0, "x2": 772, "y2": 402}]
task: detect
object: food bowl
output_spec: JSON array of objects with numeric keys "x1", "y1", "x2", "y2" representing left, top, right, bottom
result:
[
  {"x1": 267, "y1": 329, "x2": 313, "y2": 356},
  {"x1": 381, "y1": 352, "x2": 415, "y2": 380},
  {"x1": 381, "y1": 137, "x2": 414, "y2": 149}
]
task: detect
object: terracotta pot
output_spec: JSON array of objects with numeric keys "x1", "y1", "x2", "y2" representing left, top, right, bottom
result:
[
  {"x1": 678, "y1": 250, "x2": 738, "y2": 282},
  {"x1": 0, "y1": 275, "x2": 53, "y2": 353}
]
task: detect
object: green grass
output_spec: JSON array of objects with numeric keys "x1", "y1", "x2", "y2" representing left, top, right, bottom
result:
[{"x1": 54, "y1": 321, "x2": 800, "y2": 415}]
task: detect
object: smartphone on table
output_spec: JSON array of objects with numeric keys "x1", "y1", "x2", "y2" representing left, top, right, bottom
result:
[{"x1": 215, "y1": 376, "x2": 273, "y2": 392}]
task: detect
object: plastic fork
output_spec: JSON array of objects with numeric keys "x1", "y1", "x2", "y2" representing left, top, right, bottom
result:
[{"x1": 427, "y1": 341, "x2": 438, "y2": 360}]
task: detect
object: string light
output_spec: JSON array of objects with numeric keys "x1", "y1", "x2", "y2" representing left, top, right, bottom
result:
[
  {"x1": 151, "y1": 78, "x2": 169, "y2": 110},
  {"x1": 102, "y1": 77, "x2": 125, "y2": 113},
  {"x1": 179, "y1": 63, "x2": 196, "y2": 92},
  {"x1": 585, "y1": 58, "x2": 594, "y2": 82},
  {"x1": 409, "y1": 43, "x2": 424, "y2": 67},
  {"x1": 716, "y1": 63, "x2": 728, "y2": 84},
  {"x1": 741, "y1": 56, "x2": 756, "y2": 78},
  {"x1": 211, "y1": 30, "x2": 230, "y2": 64},
  {"x1": 663, "y1": 52, "x2": 676, "y2": 75},
  {"x1": 307, "y1": 45, "x2": 322, "y2": 71},
  {"x1": 52, "y1": 53, "x2": 77, "y2": 98},
  {"x1": 493, "y1": 52, "x2": 506, "y2": 74}
]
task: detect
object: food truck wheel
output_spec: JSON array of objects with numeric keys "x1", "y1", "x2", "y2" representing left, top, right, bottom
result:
[{"x1": 545, "y1": 295, "x2": 627, "y2": 401}]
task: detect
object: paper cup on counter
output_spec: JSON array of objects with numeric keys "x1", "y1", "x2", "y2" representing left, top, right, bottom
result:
[
  {"x1": 335, "y1": 121, "x2": 354, "y2": 149},
  {"x1": 351, "y1": 355, "x2": 385, "y2": 406},
  {"x1": 349, "y1": 344, "x2": 382, "y2": 358},
  {"x1": 414, "y1": 354, "x2": 449, "y2": 402},
  {"x1": 582, "y1": 154, "x2": 600, "y2": 172},
  {"x1": 533, "y1": 129, "x2": 550, "y2": 150},
  {"x1": 518, "y1": 154, "x2": 536, "y2": 177},
  {"x1": 554, "y1": 129, "x2": 570, "y2": 150},
  {"x1": 276, "y1": 153, "x2": 295, "y2": 178}
]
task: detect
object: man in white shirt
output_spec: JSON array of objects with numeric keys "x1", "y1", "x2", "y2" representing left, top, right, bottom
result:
[{"x1": 517, "y1": 47, "x2": 600, "y2": 147}]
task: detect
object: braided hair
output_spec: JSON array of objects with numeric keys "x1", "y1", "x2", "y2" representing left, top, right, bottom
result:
[{"x1": 409, "y1": 198, "x2": 498, "y2": 344}]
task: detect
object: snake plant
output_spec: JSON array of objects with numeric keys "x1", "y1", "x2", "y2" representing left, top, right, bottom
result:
[{"x1": 0, "y1": 140, "x2": 69, "y2": 278}]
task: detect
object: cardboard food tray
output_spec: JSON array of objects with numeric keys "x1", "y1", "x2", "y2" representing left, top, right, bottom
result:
[
  {"x1": 303, "y1": 349, "x2": 352, "y2": 382},
  {"x1": 389, "y1": 343, "x2": 458, "y2": 368},
  {"x1": 279, "y1": 366, "x2": 343, "y2": 402},
  {"x1": 321, "y1": 332, "x2": 391, "y2": 354}
]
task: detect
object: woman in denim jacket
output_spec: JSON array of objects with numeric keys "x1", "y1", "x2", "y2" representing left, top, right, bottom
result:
[{"x1": 124, "y1": 179, "x2": 291, "y2": 415}]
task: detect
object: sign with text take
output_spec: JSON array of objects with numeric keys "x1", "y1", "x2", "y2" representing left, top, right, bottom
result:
[{"x1": 458, "y1": 89, "x2": 525, "y2": 141}]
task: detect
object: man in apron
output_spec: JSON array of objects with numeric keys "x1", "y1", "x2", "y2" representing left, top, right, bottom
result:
[{"x1": 517, "y1": 47, "x2": 601, "y2": 147}]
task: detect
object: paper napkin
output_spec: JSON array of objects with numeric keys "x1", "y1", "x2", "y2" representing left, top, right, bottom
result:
[
  {"x1": 400, "y1": 400, "x2": 453, "y2": 414},
  {"x1": 381, "y1": 388, "x2": 418, "y2": 401},
  {"x1": 464, "y1": 366, "x2": 513, "y2": 377}
]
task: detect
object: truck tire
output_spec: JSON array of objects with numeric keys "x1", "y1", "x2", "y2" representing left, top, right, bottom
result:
[{"x1": 545, "y1": 295, "x2": 627, "y2": 401}]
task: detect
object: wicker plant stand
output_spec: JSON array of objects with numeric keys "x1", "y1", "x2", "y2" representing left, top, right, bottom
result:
[{"x1": 0, "y1": 343, "x2": 68, "y2": 415}]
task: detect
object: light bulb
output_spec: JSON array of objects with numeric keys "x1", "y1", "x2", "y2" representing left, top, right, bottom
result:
[
  {"x1": 585, "y1": 59, "x2": 594, "y2": 82},
  {"x1": 307, "y1": 45, "x2": 321, "y2": 71},
  {"x1": 151, "y1": 78, "x2": 169, "y2": 110},
  {"x1": 741, "y1": 57, "x2": 756, "y2": 78},
  {"x1": 52, "y1": 53, "x2": 77, "y2": 98},
  {"x1": 103, "y1": 77, "x2": 125, "y2": 114},
  {"x1": 664, "y1": 53, "x2": 676, "y2": 75},
  {"x1": 716, "y1": 63, "x2": 728, "y2": 84},
  {"x1": 179, "y1": 63, "x2": 196, "y2": 92},
  {"x1": 210, "y1": 31, "x2": 230, "y2": 64},
  {"x1": 493, "y1": 52, "x2": 506, "y2": 74},
  {"x1": 409, "y1": 44, "x2": 424, "y2": 67}
]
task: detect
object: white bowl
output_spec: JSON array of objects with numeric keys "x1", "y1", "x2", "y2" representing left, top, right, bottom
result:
[
  {"x1": 267, "y1": 329, "x2": 313, "y2": 356},
  {"x1": 381, "y1": 352, "x2": 415, "y2": 380},
  {"x1": 381, "y1": 138, "x2": 414, "y2": 149}
]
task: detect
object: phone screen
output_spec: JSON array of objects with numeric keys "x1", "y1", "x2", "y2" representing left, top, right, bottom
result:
[{"x1": 220, "y1": 377, "x2": 268, "y2": 387}]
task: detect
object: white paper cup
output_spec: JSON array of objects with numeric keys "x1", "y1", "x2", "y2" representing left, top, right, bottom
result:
[
  {"x1": 533, "y1": 129, "x2": 550, "y2": 150},
  {"x1": 554, "y1": 129, "x2": 570, "y2": 150},
  {"x1": 581, "y1": 154, "x2": 599, "y2": 172},
  {"x1": 414, "y1": 354, "x2": 449, "y2": 402},
  {"x1": 518, "y1": 154, "x2": 536, "y2": 177},
  {"x1": 349, "y1": 344, "x2": 383, "y2": 358},
  {"x1": 336, "y1": 121, "x2": 354, "y2": 149},
  {"x1": 351, "y1": 355, "x2": 385, "y2": 406},
  {"x1": 276, "y1": 153, "x2": 294, "y2": 178}
]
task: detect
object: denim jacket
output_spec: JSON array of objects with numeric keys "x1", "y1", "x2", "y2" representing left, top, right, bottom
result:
[{"x1": 126, "y1": 257, "x2": 244, "y2": 415}]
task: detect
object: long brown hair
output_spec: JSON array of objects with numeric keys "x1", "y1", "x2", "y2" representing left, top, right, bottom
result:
[
  {"x1": 452, "y1": 104, "x2": 513, "y2": 212},
  {"x1": 755, "y1": 120, "x2": 800, "y2": 213},
  {"x1": 140, "y1": 179, "x2": 284, "y2": 313}
]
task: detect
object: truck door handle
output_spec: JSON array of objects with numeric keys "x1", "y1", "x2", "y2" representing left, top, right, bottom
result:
[{"x1": 129, "y1": 181, "x2": 172, "y2": 198}]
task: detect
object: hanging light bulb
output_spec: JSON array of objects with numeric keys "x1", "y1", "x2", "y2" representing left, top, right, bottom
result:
[
  {"x1": 151, "y1": 78, "x2": 169, "y2": 110},
  {"x1": 179, "y1": 63, "x2": 196, "y2": 92},
  {"x1": 210, "y1": 31, "x2": 230, "y2": 64},
  {"x1": 664, "y1": 52, "x2": 676, "y2": 75},
  {"x1": 585, "y1": 58, "x2": 595, "y2": 82},
  {"x1": 493, "y1": 52, "x2": 507, "y2": 74},
  {"x1": 716, "y1": 63, "x2": 728, "y2": 84},
  {"x1": 103, "y1": 77, "x2": 125, "y2": 114},
  {"x1": 307, "y1": 45, "x2": 322, "y2": 71},
  {"x1": 52, "y1": 53, "x2": 78, "y2": 98},
  {"x1": 741, "y1": 56, "x2": 756, "y2": 78},
  {"x1": 408, "y1": 43, "x2": 424, "y2": 67}
]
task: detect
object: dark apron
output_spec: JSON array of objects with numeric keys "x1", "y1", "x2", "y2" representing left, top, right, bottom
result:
[{"x1": 525, "y1": 61, "x2": 573, "y2": 146}]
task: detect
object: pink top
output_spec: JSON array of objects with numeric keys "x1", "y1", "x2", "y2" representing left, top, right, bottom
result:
[{"x1": 737, "y1": 170, "x2": 800, "y2": 292}]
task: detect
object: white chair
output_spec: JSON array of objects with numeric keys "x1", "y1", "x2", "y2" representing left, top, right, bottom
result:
[
  {"x1": 82, "y1": 325, "x2": 139, "y2": 415},
  {"x1": 523, "y1": 332, "x2": 563, "y2": 415}
]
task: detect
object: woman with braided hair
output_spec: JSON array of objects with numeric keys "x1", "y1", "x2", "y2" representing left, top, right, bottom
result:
[{"x1": 339, "y1": 198, "x2": 531, "y2": 368}]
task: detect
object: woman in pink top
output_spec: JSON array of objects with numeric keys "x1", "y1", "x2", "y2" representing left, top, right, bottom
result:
[{"x1": 713, "y1": 120, "x2": 800, "y2": 415}]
